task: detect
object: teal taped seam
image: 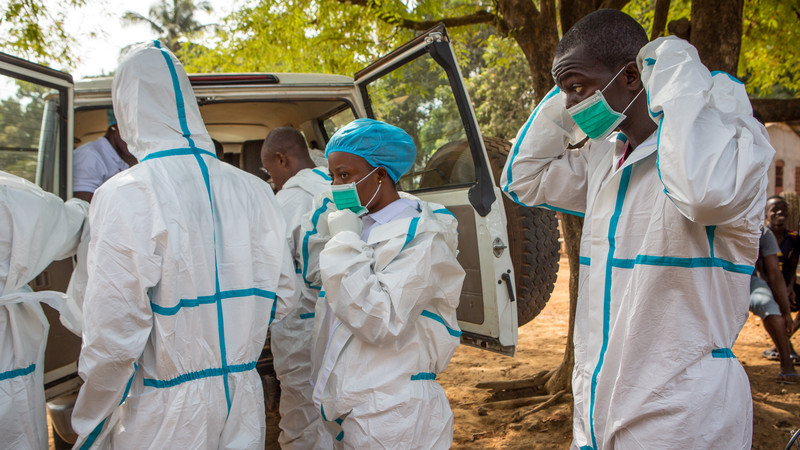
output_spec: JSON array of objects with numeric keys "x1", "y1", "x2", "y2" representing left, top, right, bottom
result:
[
  {"x1": 610, "y1": 255, "x2": 753, "y2": 275},
  {"x1": 706, "y1": 226, "x2": 716, "y2": 258},
  {"x1": 579, "y1": 256, "x2": 591, "y2": 266},
  {"x1": 589, "y1": 165, "x2": 633, "y2": 450},
  {"x1": 533, "y1": 202, "x2": 585, "y2": 218},
  {"x1": 299, "y1": 312, "x2": 315, "y2": 319},
  {"x1": 336, "y1": 431, "x2": 344, "y2": 441},
  {"x1": 79, "y1": 418, "x2": 107, "y2": 450},
  {"x1": 410, "y1": 372, "x2": 437, "y2": 381},
  {"x1": 580, "y1": 446, "x2": 594, "y2": 450},
  {"x1": 0, "y1": 363, "x2": 35, "y2": 381},
  {"x1": 302, "y1": 198, "x2": 332, "y2": 290},
  {"x1": 433, "y1": 208, "x2": 455, "y2": 217},
  {"x1": 151, "y1": 288, "x2": 277, "y2": 316},
  {"x1": 320, "y1": 404, "x2": 328, "y2": 421},
  {"x1": 712, "y1": 348, "x2": 736, "y2": 358},
  {"x1": 644, "y1": 57, "x2": 656, "y2": 66},
  {"x1": 153, "y1": 40, "x2": 196, "y2": 149},
  {"x1": 143, "y1": 361, "x2": 257, "y2": 388},
  {"x1": 119, "y1": 362, "x2": 138, "y2": 405},
  {"x1": 421, "y1": 310, "x2": 462, "y2": 337},
  {"x1": 334, "y1": 418, "x2": 343, "y2": 425},
  {"x1": 504, "y1": 86, "x2": 561, "y2": 206},
  {"x1": 401, "y1": 217, "x2": 420, "y2": 251},
  {"x1": 312, "y1": 168, "x2": 332, "y2": 181},
  {"x1": 141, "y1": 147, "x2": 216, "y2": 162}
]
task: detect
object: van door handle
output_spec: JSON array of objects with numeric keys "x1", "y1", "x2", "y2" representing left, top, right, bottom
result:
[{"x1": 500, "y1": 272, "x2": 515, "y2": 302}]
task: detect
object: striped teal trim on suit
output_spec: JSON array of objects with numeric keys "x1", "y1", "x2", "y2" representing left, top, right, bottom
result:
[
  {"x1": 533, "y1": 202, "x2": 585, "y2": 218},
  {"x1": 589, "y1": 165, "x2": 633, "y2": 450},
  {"x1": 150, "y1": 288, "x2": 277, "y2": 315},
  {"x1": 421, "y1": 310, "x2": 462, "y2": 337},
  {"x1": 141, "y1": 147, "x2": 216, "y2": 162},
  {"x1": 503, "y1": 87, "x2": 561, "y2": 206},
  {"x1": 411, "y1": 372, "x2": 437, "y2": 381},
  {"x1": 0, "y1": 363, "x2": 35, "y2": 381},
  {"x1": 143, "y1": 361, "x2": 257, "y2": 388},
  {"x1": 712, "y1": 348, "x2": 735, "y2": 358}
]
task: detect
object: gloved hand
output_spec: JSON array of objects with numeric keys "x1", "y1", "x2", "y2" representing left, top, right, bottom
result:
[{"x1": 327, "y1": 209, "x2": 363, "y2": 237}]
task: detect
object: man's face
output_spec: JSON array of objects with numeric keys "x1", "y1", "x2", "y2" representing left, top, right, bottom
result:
[
  {"x1": 551, "y1": 46, "x2": 633, "y2": 114},
  {"x1": 260, "y1": 149, "x2": 292, "y2": 192},
  {"x1": 767, "y1": 199, "x2": 788, "y2": 229}
]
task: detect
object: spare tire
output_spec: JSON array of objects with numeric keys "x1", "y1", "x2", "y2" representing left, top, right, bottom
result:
[
  {"x1": 483, "y1": 137, "x2": 560, "y2": 326},
  {"x1": 419, "y1": 137, "x2": 560, "y2": 326}
]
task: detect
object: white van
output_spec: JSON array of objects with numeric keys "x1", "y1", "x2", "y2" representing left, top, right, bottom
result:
[{"x1": 0, "y1": 24, "x2": 559, "y2": 446}]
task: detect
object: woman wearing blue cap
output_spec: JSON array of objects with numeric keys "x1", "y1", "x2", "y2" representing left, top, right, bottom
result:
[{"x1": 300, "y1": 118, "x2": 465, "y2": 448}]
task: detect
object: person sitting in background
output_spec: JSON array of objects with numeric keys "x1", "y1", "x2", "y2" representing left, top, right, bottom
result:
[
  {"x1": 763, "y1": 195, "x2": 800, "y2": 364},
  {"x1": 751, "y1": 225, "x2": 798, "y2": 383},
  {"x1": 260, "y1": 126, "x2": 332, "y2": 449},
  {"x1": 72, "y1": 109, "x2": 136, "y2": 202}
]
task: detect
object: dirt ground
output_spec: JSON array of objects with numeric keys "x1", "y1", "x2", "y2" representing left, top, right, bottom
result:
[{"x1": 441, "y1": 256, "x2": 800, "y2": 449}]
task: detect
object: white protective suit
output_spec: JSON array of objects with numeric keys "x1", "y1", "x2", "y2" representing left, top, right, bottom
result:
[
  {"x1": 269, "y1": 166, "x2": 333, "y2": 449},
  {"x1": 71, "y1": 41, "x2": 298, "y2": 449},
  {"x1": 0, "y1": 171, "x2": 87, "y2": 449},
  {"x1": 501, "y1": 37, "x2": 773, "y2": 449},
  {"x1": 301, "y1": 193, "x2": 464, "y2": 449}
]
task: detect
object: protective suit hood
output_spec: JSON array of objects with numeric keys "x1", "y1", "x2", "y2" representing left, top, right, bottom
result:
[{"x1": 112, "y1": 41, "x2": 213, "y2": 161}]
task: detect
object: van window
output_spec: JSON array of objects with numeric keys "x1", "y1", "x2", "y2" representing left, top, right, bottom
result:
[
  {"x1": 322, "y1": 107, "x2": 355, "y2": 138},
  {"x1": 0, "y1": 76, "x2": 55, "y2": 183}
]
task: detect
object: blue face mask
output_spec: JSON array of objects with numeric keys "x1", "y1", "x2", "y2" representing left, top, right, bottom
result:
[
  {"x1": 567, "y1": 66, "x2": 644, "y2": 141},
  {"x1": 330, "y1": 166, "x2": 381, "y2": 216}
]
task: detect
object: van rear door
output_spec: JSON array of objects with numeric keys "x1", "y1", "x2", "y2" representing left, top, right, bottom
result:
[{"x1": 354, "y1": 25, "x2": 518, "y2": 355}]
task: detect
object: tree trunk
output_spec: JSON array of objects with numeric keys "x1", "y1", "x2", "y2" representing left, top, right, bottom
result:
[
  {"x1": 545, "y1": 213, "x2": 583, "y2": 394},
  {"x1": 690, "y1": 0, "x2": 743, "y2": 74},
  {"x1": 496, "y1": 0, "x2": 559, "y2": 102},
  {"x1": 752, "y1": 98, "x2": 800, "y2": 123}
]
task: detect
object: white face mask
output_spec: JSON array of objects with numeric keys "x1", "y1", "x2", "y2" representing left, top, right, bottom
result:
[
  {"x1": 566, "y1": 65, "x2": 644, "y2": 141},
  {"x1": 329, "y1": 166, "x2": 381, "y2": 216}
]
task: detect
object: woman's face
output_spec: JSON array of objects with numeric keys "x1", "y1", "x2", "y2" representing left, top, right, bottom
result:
[{"x1": 327, "y1": 151, "x2": 383, "y2": 209}]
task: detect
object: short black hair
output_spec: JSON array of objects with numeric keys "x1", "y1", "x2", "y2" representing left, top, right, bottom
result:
[
  {"x1": 263, "y1": 126, "x2": 309, "y2": 157},
  {"x1": 555, "y1": 9, "x2": 649, "y2": 71},
  {"x1": 768, "y1": 195, "x2": 786, "y2": 203}
]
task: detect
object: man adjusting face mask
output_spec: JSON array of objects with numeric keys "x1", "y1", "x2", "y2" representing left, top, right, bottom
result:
[{"x1": 567, "y1": 65, "x2": 644, "y2": 141}]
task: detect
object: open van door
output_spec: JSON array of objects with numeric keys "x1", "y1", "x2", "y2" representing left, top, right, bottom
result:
[
  {"x1": 0, "y1": 53, "x2": 82, "y2": 407},
  {"x1": 354, "y1": 24, "x2": 519, "y2": 355}
]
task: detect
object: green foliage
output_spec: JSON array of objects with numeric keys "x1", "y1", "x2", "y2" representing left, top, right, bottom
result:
[
  {"x1": 0, "y1": 0, "x2": 85, "y2": 67},
  {"x1": 0, "y1": 79, "x2": 51, "y2": 182},
  {"x1": 123, "y1": 0, "x2": 214, "y2": 52},
  {"x1": 740, "y1": 0, "x2": 800, "y2": 97},
  {"x1": 180, "y1": 0, "x2": 411, "y2": 75}
]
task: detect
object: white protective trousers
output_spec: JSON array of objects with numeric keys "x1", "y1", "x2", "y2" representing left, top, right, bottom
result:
[
  {"x1": 0, "y1": 171, "x2": 87, "y2": 449},
  {"x1": 71, "y1": 41, "x2": 298, "y2": 449},
  {"x1": 501, "y1": 37, "x2": 774, "y2": 449},
  {"x1": 301, "y1": 193, "x2": 464, "y2": 449},
  {"x1": 270, "y1": 167, "x2": 333, "y2": 449}
]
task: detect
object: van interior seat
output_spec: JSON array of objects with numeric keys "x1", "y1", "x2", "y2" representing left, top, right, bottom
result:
[{"x1": 241, "y1": 139, "x2": 269, "y2": 182}]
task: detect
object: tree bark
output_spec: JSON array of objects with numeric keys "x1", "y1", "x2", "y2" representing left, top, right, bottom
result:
[
  {"x1": 545, "y1": 213, "x2": 582, "y2": 394},
  {"x1": 690, "y1": 0, "x2": 743, "y2": 74},
  {"x1": 752, "y1": 98, "x2": 800, "y2": 123},
  {"x1": 650, "y1": 0, "x2": 670, "y2": 40},
  {"x1": 496, "y1": 0, "x2": 560, "y2": 103}
]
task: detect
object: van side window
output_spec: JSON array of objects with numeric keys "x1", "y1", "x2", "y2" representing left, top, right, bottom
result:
[{"x1": 0, "y1": 77, "x2": 54, "y2": 183}]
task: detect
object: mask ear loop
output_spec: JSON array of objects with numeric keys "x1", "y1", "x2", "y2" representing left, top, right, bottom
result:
[
  {"x1": 620, "y1": 88, "x2": 645, "y2": 115},
  {"x1": 363, "y1": 176, "x2": 382, "y2": 210},
  {"x1": 601, "y1": 65, "x2": 629, "y2": 93}
]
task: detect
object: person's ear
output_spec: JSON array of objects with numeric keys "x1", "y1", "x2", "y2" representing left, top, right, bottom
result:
[
  {"x1": 376, "y1": 167, "x2": 389, "y2": 183},
  {"x1": 625, "y1": 61, "x2": 642, "y2": 91},
  {"x1": 276, "y1": 152, "x2": 288, "y2": 167}
]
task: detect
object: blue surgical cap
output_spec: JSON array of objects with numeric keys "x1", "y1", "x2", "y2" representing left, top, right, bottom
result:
[
  {"x1": 325, "y1": 118, "x2": 416, "y2": 182},
  {"x1": 106, "y1": 109, "x2": 117, "y2": 127}
]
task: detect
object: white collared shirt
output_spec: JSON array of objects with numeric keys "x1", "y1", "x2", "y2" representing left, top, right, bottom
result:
[{"x1": 361, "y1": 198, "x2": 420, "y2": 241}]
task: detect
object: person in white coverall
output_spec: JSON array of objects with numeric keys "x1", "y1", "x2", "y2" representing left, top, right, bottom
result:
[
  {"x1": 301, "y1": 118, "x2": 465, "y2": 449},
  {"x1": 501, "y1": 10, "x2": 773, "y2": 449},
  {"x1": 0, "y1": 171, "x2": 87, "y2": 449},
  {"x1": 70, "y1": 41, "x2": 298, "y2": 449},
  {"x1": 260, "y1": 126, "x2": 333, "y2": 449}
]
